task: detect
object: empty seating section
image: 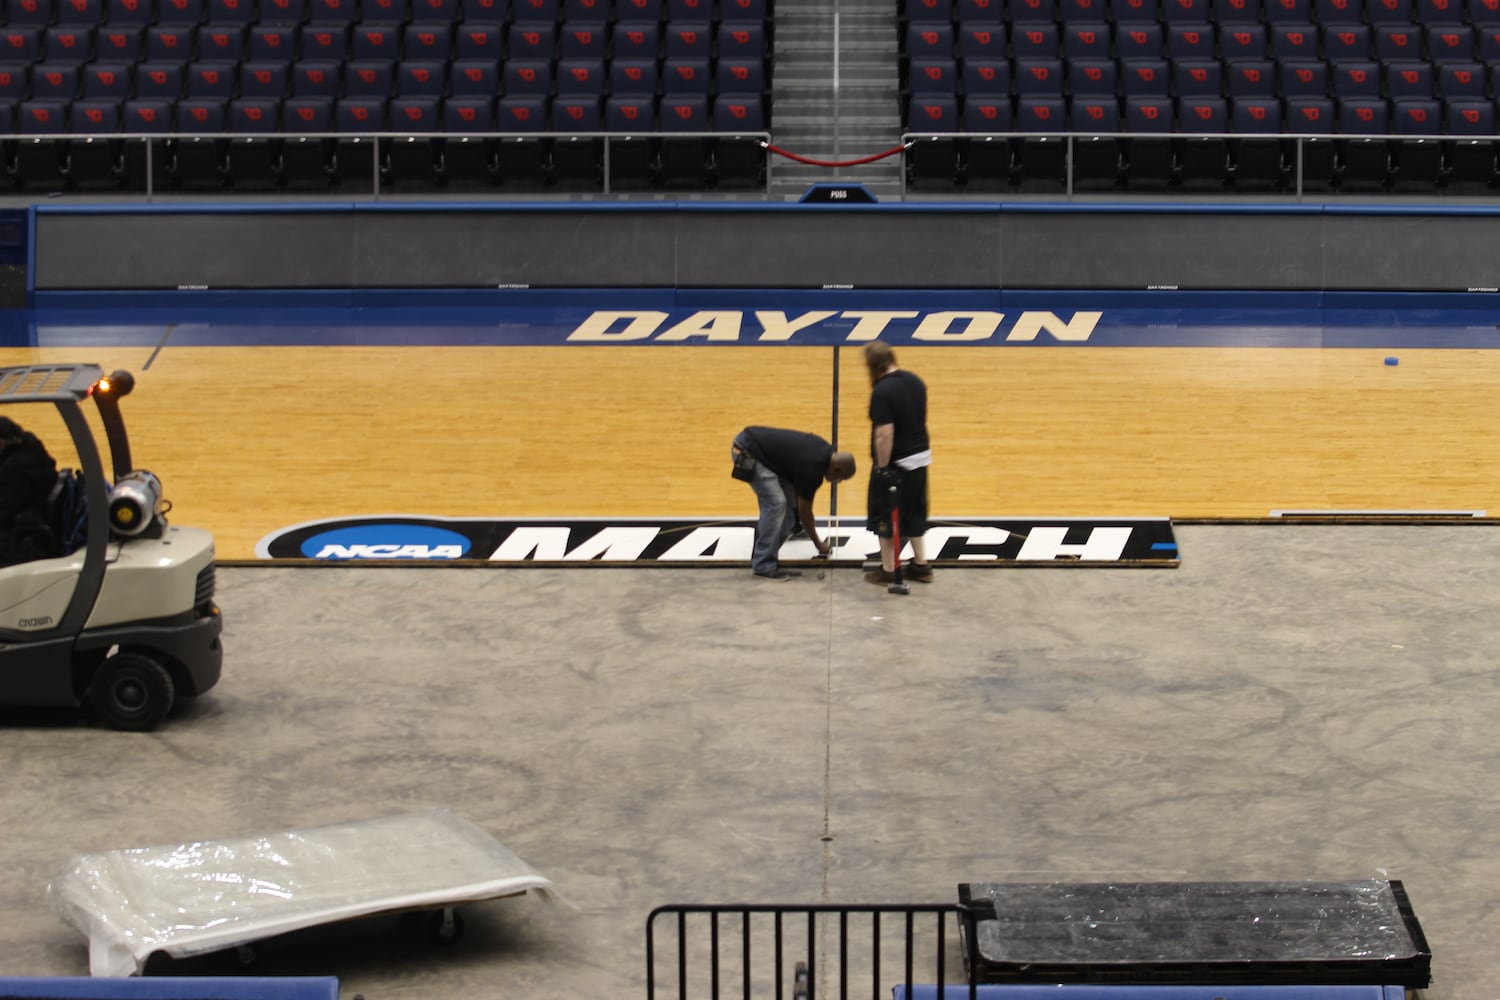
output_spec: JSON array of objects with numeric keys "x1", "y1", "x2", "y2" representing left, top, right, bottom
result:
[
  {"x1": 0, "y1": 0, "x2": 772, "y2": 189},
  {"x1": 902, "y1": 0, "x2": 1500, "y2": 190}
]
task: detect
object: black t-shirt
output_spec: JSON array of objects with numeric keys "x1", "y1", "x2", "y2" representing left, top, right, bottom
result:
[
  {"x1": 869, "y1": 370, "x2": 929, "y2": 462},
  {"x1": 743, "y1": 426, "x2": 832, "y2": 502}
]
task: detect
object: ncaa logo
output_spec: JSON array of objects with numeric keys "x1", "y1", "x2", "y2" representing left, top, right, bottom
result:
[{"x1": 301, "y1": 524, "x2": 471, "y2": 559}]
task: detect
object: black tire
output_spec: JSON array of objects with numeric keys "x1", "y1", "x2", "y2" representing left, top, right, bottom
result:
[{"x1": 87, "y1": 653, "x2": 175, "y2": 732}]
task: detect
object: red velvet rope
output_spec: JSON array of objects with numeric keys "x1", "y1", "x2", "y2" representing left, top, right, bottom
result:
[{"x1": 762, "y1": 142, "x2": 912, "y2": 168}]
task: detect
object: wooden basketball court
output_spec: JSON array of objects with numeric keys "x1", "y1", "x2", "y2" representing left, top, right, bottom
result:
[{"x1": 2, "y1": 343, "x2": 1496, "y2": 560}]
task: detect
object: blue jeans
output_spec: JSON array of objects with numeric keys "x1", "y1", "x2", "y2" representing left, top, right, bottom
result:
[{"x1": 734, "y1": 432, "x2": 798, "y2": 575}]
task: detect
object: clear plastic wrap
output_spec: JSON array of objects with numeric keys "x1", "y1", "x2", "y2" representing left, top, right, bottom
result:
[{"x1": 48, "y1": 809, "x2": 556, "y2": 977}]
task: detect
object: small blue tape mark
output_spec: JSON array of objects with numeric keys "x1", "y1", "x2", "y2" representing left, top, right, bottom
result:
[{"x1": 1151, "y1": 542, "x2": 1179, "y2": 551}]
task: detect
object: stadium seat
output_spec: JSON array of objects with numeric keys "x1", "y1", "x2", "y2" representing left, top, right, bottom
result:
[
  {"x1": 1427, "y1": 25, "x2": 1476, "y2": 62},
  {"x1": 495, "y1": 94, "x2": 550, "y2": 188},
  {"x1": 1375, "y1": 24, "x2": 1421, "y2": 59},
  {"x1": 1418, "y1": 0, "x2": 1463, "y2": 19},
  {"x1": 503, "y1": 60, "x2": 552, "y2": 96},
  {"x1": 449, "y1": 59, "x2": 498, "y2": 96},
  {"x1": 658, "y1": 93, "x2": 709, "y2": 188},
  {"x1": 1264, "y1": 0, "x2": 1311, "y2": 20},
  {"x1": 120, "y1": 98, "x2": 172, "y2": 190},
  {"x1": 281, "y1": 97, "x2": 335, "y2": 189},
  {"x1": 345, "y1": 64, "x2": 394, "y2": 102},
  {"x1": 1270, "y1": 23, "x2": 1319, "y2": 59},
  {"x1": 1315, "y1": 0, "x2": 1362, "y2": 24},
  {"x1": 908, "y1": 59, "x2": 958, "y2": 94},
  {"x1": 0, "y1": 66, "x2": 29, "y2": 104},
  {"x1": 403, "y1": 23, "x2": 453, "y2": 60},
  {"x1": 1285, "y1": 95, "x2": 1336, "y2": 189},
  {"x1": 240, "y1": 61, "x2": 289, "y2": 98},
  {"x1": 455, "y1": 22, "x2": 502, "y2": 58},
  {"x1": 665, "y1": 21, "x2": 712, "y2": 58},
  {"x1": 905, "y1": 0, "x2": 954, "y2": 21},
  {"x1": 1062, "y1": 23, "x2": 1111, "y2": 59},
  {"x1": 96, "y1": 26, "x2": 145, "y2": 61},
  {"x1": 1278, "y1": 58, "x2": 1328, "y2": 97},
  {"x1": 1115, "y1": 24, "x2": 1164, "y2": 58},
  {"x1": 711, "y1": 94, "x2": 764, "y2": 189},
  {"x1": 667, "y1": 0, "x2": 711, "y2": 20},
  {"x1": 351, "y1": 24, "x2": 398, "y2": 59},
  {"x1": 387, "y1": 96, "x2": 441, "y2": 188},
  {"x1": 1384, "y1": 60, "x2": 1434, "y2": 99},
  {"x1": 83, "y1": 63, "x2": 132, "y2": 100},
  {"x1": 1323, "y1": 24, "x2": 1371, "y2": 61},
  {"x1": 1227, "y1": 59, "x2": 1277, "y2": 96},
  {"x1": 954, "y1": 96, "x2": 1009, "y2": 191},
  {"x1": 1061, "y1": 0, "x2": 1107, "y2": 18},
  {"x1": 1014, "y1": 57, "x2": 1064, "y2": 94},
  {"x1": 156, "y1": 0, "x2": 204, "y2": 23},
  {"x1": 905, "y1": 23, "x2": 953, "y2": 60},
  {"x1": 963, "y1": 59, "x2": 1010, "y2": 94},
  {"x1": 1120, "y1": 58, "x2": 1171, "y2": 96},
  {"x1": 717, "y1": 21, "x2": 763, "y2": 59},
  {"x1": 1444, "y1": 97, "x2": 1496, "y2": 189},
  {"x1": 1390, "y1": 96, "x2": 1442, "y2": 190},
  {"x1": 1010, "y1": 0, "x2": 1058, "y2": 20},
  {"x1": 15, "y1": 100, "x2": 69, "y2": 190},
  {"x1": 334, "y1": 96, "x2": 385, "y2": 187},
  {"x1": 1331, "y1": 60, "x2": 1382, "y2": 99},
  {"x1": 362, "y1": 0, "x2": 407, "y2": 22},
  {"x1": 1177, "y1": 95, "x2": 1229, "y2": 188},
  {"x1": 410, "y1": 0, "x2": 459, "y2": 20},
  {"x1": 1219, "y1": 24, "x2": 1267, "y2": 60},
  {"x1": 1338, "y1": 96, "x2": 1391, "y2": 189},
  {"x1": 227, "y1": 97, "x2": 280, "y2": 189},
  {"x1": 511, "y1": 0, "x2": 560, "y2": 22},
  {"x1": 1365, "y1": 0, "x2": 1414, "y2": 22},
  {"x1": 1011, "y1": 22, "x2": 1059, "y2": 58},
  {"x1": 604, "y1": 95, "x2": 656, "y2": 189},
  {"x1": 960, "y1": 23, "x2": 1007, "y2": 59},
  {"x1": 718, "y1": 58, "x2": 765, "y2": 95},
  {"x1": 1214, "y1": 0, "x2": 1262, "y2": 20},
  {"x1": 613, "y1": 20, "x2": 660, "y2": 59},
  {"x1": 69, "y1": 99, "x2": 122, "y2": 189},
  {"x1": 610, "y1": 59, "x2": 658, "y2": 96},
  {"x1": 719, "y1": 0, "x2": 763, "y2": 19},
  {"x1": 106, "y1": 0, "x2": 154, "y2": 25},
  {"x1": 550, "y1": 95, "x2": 602, "y2": 190},
  {"x1": 1067, "y1": 57, "x2": 1116, "y2": 95},
  {"x1": 260, "y1": 0, "x2": 304, "y2": 21},
  {"x1": 207, "y1": 0, "x2": 255, "y2": 23},
  {"x1": 32, "y1": 65, "x2": 80, "y2": 101},
  {"x1": 308, "y1": 0, "x2": 358, "y2": 23},
  {"x1": 145, "y1": 25, "x2": 193, "y2": 62},
  {"x1": 1015, "y1": 94, "x2": 1067, "y2": 190},
  {"x1": 293, "y1": 61, "x2": 342, "y2": 97},
  {"x1": 1231, "y1": 96, "x2": 1285, "y2": 188},
  {"x1": 397, "y1": 60, "x2": 447, "y2": 97},
  {"x1": 616, "y1": 0, "x2": 664, "y2": 20},
  {"x1": 134, "y1": 62, "x2": 183, "y2": 98},
  {"x1": 249, "y1": 25, "x2": 297, "y2": 59},
  {"x1": 1125, "y1": 96, "x2": 1176, "y2": 187},
  {"x1": 439, "y1": 96, "x2": 495, "y2": 188},
  {"x1": 556, "y1": 57, "x2": 606, "y2": 96},
  {"x1": 173, "y1": 97, "x2": 228, "y2": 188},
  {"x1": 1071, "y1": 96, "x2": 1123, "y2": 189},
  {"x1": 1113, "y1": 0, "x2": 1159, "y2": 20},
  {"x1": 560, "y1": 22, "x2": 607, "y2": 57},
  {"x1": 43, "y1": 28, "x2": 92, "y2": 65},
  {"x1": 1173, "y1": 58, "x2": 1223, "y2": 96},
  {"x1": 1438, "y1": 61, "x2": 1486, "y2": 97},
  {"x1": 1162, "y1": 0, "x2": 1211, "y2": 19}
]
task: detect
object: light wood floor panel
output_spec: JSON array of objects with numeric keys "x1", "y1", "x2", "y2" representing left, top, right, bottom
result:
[{"x1": 4, "y1": 344, "x2": 1497, "y2": 559}]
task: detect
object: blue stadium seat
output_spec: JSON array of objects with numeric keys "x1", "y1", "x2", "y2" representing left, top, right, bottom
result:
[
  {"x1": 1010, "y1": 0, "x2": 1058, "y2": 19},
  {"x1": 1475, "y1": 23, "x2": 1500, "y2": 58},
  {"x1": 547, "y1": 96, "x2": 599, "y2": 187},
  {"x1": 106, "y1": 0, "x2": 154, "y2": 24},
  {"x1": 906, "y1": 0, "x2": 954, "y2": 21},
  {"x1": 1061, "y1": 0, "x2": 1106, "y2": 17},
  {"x1": 249, "y1": 25, "x2": 297, "y2": 59},
  {"x1": 197, "y1": 25, "x2": 245, "y2": 60},
  {"x1": 1068, "y1": 57, "x2": 1116, "y2": 94},
  {"x1": 1416, "y1": 0, "x2": 1462, "y2": 18},
  {"x1": 1173, "y1": 58, "x2": 1223, "y2": 94},
  {"x1": 1124, "y1": 95, "x2": 1176, "y2": 186},
  {"x1": 1270, "y1": 23, "x2": 1318, "y2": 58},
  {"x1": 293, "y1": 60, "x2": 342, "y2": 96},
  {"x1": 16, "y1": 100, "x2": 70, "y2": 190},
  {"x1": 720, "y1": 0, "x2": 764, "y2": 20},
  {"x1": 512, "y1": 0, "x2": 560, "y2": 21},
  {"x1": 502, "y1": 59, "x2": 551, "y2": 96},
  {"x1": 613, "y1": 19, "x2": 660, "y2": 58},
  {"x1": 96, "y1": 26, "x2": 144, "y2": 60},
  {"x1": 507, "y1": 21, "x2": 555, "y2": 59},
  {"x1": 156, "y1": 0, "x2": 204, "y2": 22},
  {"x1": 555, "y1": 56, "x2": 606, "y2": 95},
  {"x1": 1219, "y1": 23, "x2": 1267, "y2": 59},
  {"x1": 1323, "y1": 24, "x2": 1371, "y2": 60},
  {"x1": 1011, "y1": 22, "x2": 1059, "y2": 58},
  {"x1": 396, "y1": 60, "x2": 447, "y2": 97},
  {"x1": 240, "y1": 61, "x2": 289, "y2": 97},
  {"x1": 332, "y1": 95, "x2": 383, "y2": 184},
  {"x1": 1112, "y1": 0, "x2": 1158, "y2": 20},
  {"x1": 1072, "y1": 96, "x2": 1123, "y2": 189},
  {"x1": 1438, "y1": 61, "x2": 1486, "y2": 97},
  {"x1": 207, "y1": 0, "x2": 255, "y2": 23},
  {"x1": 1062, "y1": 23, "x2": 1111, "y2": 59},
  {"x1": 1315, "y1": 0, "x2": 1362, "y2": 23},
  {"x1": 1331, "y1": 60, "x2": 1381, "y2": 98},
  {"x1": 1167, "y1": 23, "x2": 1214, "y2": 58},
  {"x1": 410, "y1": 0, "x2": 459, "y2": 19},
  {"x1": 1263, "y1": 0, "x2": 1311, "y2": 19},
  {"x1": 259, "y1": 0, "x2": 304, "y2": 21},
  {"x1": 1468, "y1": 0, "x2": 1500, "y2": 24},
  {"x1": 560, "y1": 22, "x2": 607, "y2": 56},
  {"x1": 959, "y1": 23, "x2": 1007, "y2": 59},
  {"x1": 963, "y1": 58, "x2": 1009, "y2": 93},
  {"x1": 908, "y1": 58, "x2": 957, "y2": 93},
  {"x1": 1161, "y1": 0, "x2": 1211, "y2": 19},
  {"x1": 280, "y1": 97, "x2": 335, "y2": 188},
  {"x1": 616, "y1": 0, "x2": 664, "y2": 20},
  {"x1": 441, "y1": 95, "x2": 495, "y2": 187},
  {"x1": 958, "y1": 96, "x2": 1012, "y2": 191},
  {"x1": 1444, "y1": 97, "x2": 1496, "y2": 188},
  {"x1": 299, "y1": 24, "x2": 346, "y2": 59},
  {"x1": 1115, "y1": 24, "x2": 1163, "y2": 58},
  {"x1": 956, "y1": 0, "x2": 1003, "y2": 17},
  {"x1": 186, "y1": 60, "x2": 237, "y2": 98},
  {"x1": 610, "y1": 59, "x2": 657, "y2": 95},
  {"x1": 604, "y1": 95, "x2": 655, "y2": 189},
  {"x1": 1374, "y1": 23, "x2": 1420, "y2": 58},
  {"x1": 718, "y1": 58, "x2": 765, "y2": 94},
  {"x1": 717, "y1": 21, "x2": 763, "y2": 58},
  {"x1": 1014, "y1": 94, "x2": 1067, "y2": 190},
  {"x1": 336, "y1": 60, "x2": 384, "y2": 95},
  {"x1": 134, "y1": 62, "x2": 183, "y2": 97},
  {"x1": 1278, "y1": 57, "x2": 1328, "y2": 96},
  {"x1": 1365, "y1": 0, "x2": 1414, "y2": 22},
  {"x1": 174, "y1": 97, "x2": 229, "y2": 187},
  {"x1": 1231, "y1": 95, "x2": 1283, "y2": 186},
  {"x1": 497, "y1": 94, "x2": 547, "y2": 130},
  {"x1": 361, "y1": 0, "x2": 407, "y2": 22},
  {"x1": 386, "y1": 96, "x2": 441, "y2": 188},
  {"x1": 145, "y1": 25, "x2": 193, "y2": 61},
  {"x1": 455, "y1": 22, "x2": 503, "y2": 57},
  {"x1": 1384, "y1": 60, "x2": 1433, "y2": 98},
  {"x1": 307, "y1": 0, "x2": 358, "y2": 23},
  {"x1": 906, "y1": 93, "x2": 958, "y2": 129},
  {"x1": 32, "y1": 65, "x2": 80, "y2": 100},
  {"x1": 1177, "y1": 94, "x2": 1229, "y2": 187},
  {"x1": 55, "y1": 0, "x2": 104, "y2": 24},
  {"x1": 6, "y1": 0, "x2": 52, "y2": 21},
  {"x1": 43, "y1": 27, "x2": 92, "y2": 64},
  {"x1": 1227, "y1": 58, "x2": 1276, "y2": 95},
  {"x1": 1338, "y1": 95, "x2": 1391, "y2": 189},
  {"x1": 1120, "y1": 57, "x2": 1170, "y2": 95},
  {"x1": 666, "y1": 0, "x2": 711, "y2": 20},
  {"x1": 1427, "y1": 24, "x2": 1475, "y2": 61},
  {"x1": 350, "y1": 24, "x2": 398, "y2": 58},
  {"x1": 449, "y1": 59, "x2": 498, "y2": 95},
  {"x1": 1014, "y1": 57, "x2": 1064, "y2": 93},
  {"x1": 905, "y1": 23, "x2": 953, "y2": 60},
  {"x1": 403, "y1": 23, "x2": 453, "y2": 60},
  {"x1": 659, "y1": 93, "x2": 709, "y2": 186},
  {"x1": 565, "y1": 0, "x2": 611, "y2": 22},
  {"x1": 1214, "y1": 0, "x2": 1262, "y2": 19},
  {"x1": 83, "y1": 62, "x2": 131, "y2": 99},
  {"x1": 0, "y1": 66, "x2": 29, "y2": 103}
]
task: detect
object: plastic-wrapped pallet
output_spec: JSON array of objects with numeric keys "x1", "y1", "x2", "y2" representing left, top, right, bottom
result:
[{"x1": 49, "y1": 809, "x2": 557, "y2": 977}]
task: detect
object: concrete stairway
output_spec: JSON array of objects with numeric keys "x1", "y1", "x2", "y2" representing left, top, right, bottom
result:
[{"x1": 766, "y1": 0, "x2": 905, "y2": 200}]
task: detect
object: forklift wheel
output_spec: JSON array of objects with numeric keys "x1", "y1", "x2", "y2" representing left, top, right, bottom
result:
[{"x1": 88, "y1": 653, "x2": 175, "y2": 732}]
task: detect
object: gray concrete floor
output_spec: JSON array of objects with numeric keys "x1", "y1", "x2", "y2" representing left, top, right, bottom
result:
[{"x1": 1, "y1": 525, "x2": 1496, "y2": 999}]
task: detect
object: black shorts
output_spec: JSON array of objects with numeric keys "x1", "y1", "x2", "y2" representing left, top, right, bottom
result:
[{"x1": 865, "y1": 465, "x2": 929, "y2": 539}]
